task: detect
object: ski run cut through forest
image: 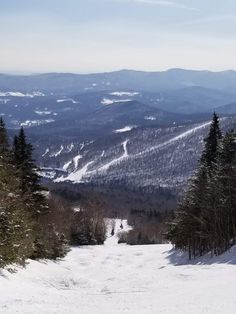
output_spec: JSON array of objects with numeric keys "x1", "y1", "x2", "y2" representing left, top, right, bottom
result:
[{"x1": 0, "y1": 220, "x2": 236, "y2": 314}]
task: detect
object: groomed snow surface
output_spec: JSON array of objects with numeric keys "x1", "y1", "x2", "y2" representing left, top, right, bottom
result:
[{"x1": 1, "y1": 220, "x2": 236, "y2": 314}]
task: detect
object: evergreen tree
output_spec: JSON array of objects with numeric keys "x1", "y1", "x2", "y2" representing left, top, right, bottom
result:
[
  {"x1": 0, "y1": 117, "x2": 9, "y2": 153},
  {"x1": 166, "y1": 113, "x2": 227, "y2": 258},
  {"x1": 0, "y1": 121, "x2": 33, "y2": 266},
  {"x1": 201, "y1": 112, "x2": 222, "y2": 173},
  {"x1": 13, "y1": 127, "x2": 69, "y2": 259}
]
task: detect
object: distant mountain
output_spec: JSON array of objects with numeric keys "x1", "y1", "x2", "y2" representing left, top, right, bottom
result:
[
  {"x1": 1, "y1": 70, "x2": 236, "y2": 192},
  {"x1": 1, "y1": 69, "x2": 236, "y2": 94},
  {"x1": 215, "y1": 102, "x2": 236, "y2": 114}
]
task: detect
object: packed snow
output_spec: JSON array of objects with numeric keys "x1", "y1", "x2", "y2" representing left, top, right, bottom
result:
[
  {"x1": 1, "y1": 220, "x2": 236, "y2": 314},
  {"x1": 114, "y1": 126, "x2": 136, "y2": 133}
]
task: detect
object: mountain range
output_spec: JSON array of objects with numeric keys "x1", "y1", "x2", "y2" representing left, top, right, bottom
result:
[{"x1": 1, "y1": 69, "x2": 236, "y2": 192}]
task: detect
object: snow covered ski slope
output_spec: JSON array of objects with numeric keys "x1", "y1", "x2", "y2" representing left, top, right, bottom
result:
[{"x1": 1, "y1": 221, "x2": 236, "y2": 314}]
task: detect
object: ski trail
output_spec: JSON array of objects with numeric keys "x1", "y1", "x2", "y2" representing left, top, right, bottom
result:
[
  {"x1": 98, "y1": 140, "x2": 129, "y2": 172},
  {"x1": 55, "y1": 141, "x2": 129, "y2": 182},
  {"x1": 135, "y1": 121, "x2": 212, "y2": 157},
  {"x1": 55, "y1": 161, "x2": 94, "y2": 182}
]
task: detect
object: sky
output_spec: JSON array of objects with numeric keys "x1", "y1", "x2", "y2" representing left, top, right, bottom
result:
[{"x1": 1, "y1": 0, "x2": 236, "y2": 73}]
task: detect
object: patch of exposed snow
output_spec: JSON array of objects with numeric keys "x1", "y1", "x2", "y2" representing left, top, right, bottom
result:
[
  {"x1": 42, "y1": 148, "x2": 50, "y2": 157},
  {"x1": 20, "y1": 119, "x2": 54, "y2": 127},
  {"x1": 50, "y1": 145, "x2": 64, "y2": 158},
  {"x1": 57, "y1": 98, "x2": 78, "y2": 104},
  {"x1": 101, "y1": 98, "x2": 132, "y2": 105},
  {"x1": 73, "y1": 154, "x2": 83, "y2": 168},
  {"x1": 109, "y1": 91, "x2": 139, "y2": 97},
  {"x1": 0, "y1": 91, "x2": 44, "y2": 97},
  {"x1": 114, "y1": 126, "x2": 136, "y2": 133},
  {"x1": 63, "y1": 160, "x2": 72, "y2": 171},
  {"x1": 35, "y1": 110, "x2": 52, "y2": 115},
  {"x1": 144, "y1": 116, "x2": 156, "y2": 121}
]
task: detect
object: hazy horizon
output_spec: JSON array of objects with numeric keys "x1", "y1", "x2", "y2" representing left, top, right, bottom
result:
[
  {"x1": 1, "y1": 0, "x2": 236, "y2": 73},
  {"x1": 2, "y1": 67, "x2": 236, "y2": 76}
]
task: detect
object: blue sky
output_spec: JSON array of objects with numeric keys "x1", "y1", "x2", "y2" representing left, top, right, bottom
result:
[{"x1": 1, "y1": 0, "x2": 236, "y2": 73}]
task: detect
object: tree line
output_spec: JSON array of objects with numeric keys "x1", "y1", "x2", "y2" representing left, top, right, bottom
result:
[
  {"x1": 0, "y1": 118, "x2": 106, "y2": 268},
  {"x1": 167, "y1": 113, "x2": 236, "y2": 259}
]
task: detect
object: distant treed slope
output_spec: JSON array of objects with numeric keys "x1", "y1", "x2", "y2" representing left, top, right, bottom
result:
[
  {"x1": 1, "y1": 69, "x2": 236, "y2": 94},
  {"x1": 39, "y1": 117, "x2": 234, "y2": 190}
]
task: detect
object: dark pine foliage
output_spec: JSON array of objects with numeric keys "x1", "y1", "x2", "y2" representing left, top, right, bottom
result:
[
  {"x1": 166, "y1": 113, "x2": 236, "y2": 259},
  {"x1": 0, "y1": 119, "x2": 70, "y2": 267}
]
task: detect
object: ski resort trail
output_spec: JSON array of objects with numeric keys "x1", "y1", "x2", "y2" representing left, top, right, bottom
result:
[
  {"x1": 0, "y1": 219, "x2": 236, "y2": 314},
  {"x1": 98, "y1": 140, "x2": 129, "y2": 172},
  {"x1": 136, "y1": 120, "x2": 212, "y2": 157}
]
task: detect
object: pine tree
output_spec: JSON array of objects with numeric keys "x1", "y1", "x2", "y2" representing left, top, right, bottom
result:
[
  {"x1": 0, "y1": 121, "x2": 33, "y2": 266},
  {"x1": 0, "y1": 117, "x2": 9, "y2": 152},
  {"x1": 166, "y1": 113, "x2": 225, "y2": 258},
  {"x1": 13, "y1": 127, "x2": 69, "y2": 259},
  {"x1": 201, "y1": 112, "x2": 222, "y2": 173}
]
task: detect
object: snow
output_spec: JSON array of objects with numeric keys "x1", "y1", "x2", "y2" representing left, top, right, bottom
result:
[
  {"x1": 1, "y1": 226, "x2": 236, "y2": 314},
  {"x1": 55, "y1": 141, "x2": 129, "y2": 182},
  {"x1": 56, "y1": 98, "x2": 78, "y2": 104},
  {"x1": 109, "y1": 92, "x2": 139, "y2": 97},
  {"x1": 101, "y1": 98, "x2": 132, "y2": 105},
  {"x1": 144, "y1": 116, "x2": 156, "y2": 121},
  {"x1": 35, "y1": 110, "x2": 52, "y2": 115},
  {"x1": 42, "y1": 148, "x2": 49, "y2": 157},
  {"x1": 20, "y1": 119, "x2": 54, "y2": 127},
  {"x1": 98, "y1": 140, "x2": 129, "y2": 172},
  {"x1": 55, "y1": 160, "x2": 94, "y2": 183},
  {"x1": 136, "y1": 120, "x2": 212, "y2": 157},
  {"x1": 0, "y1": 91, "x2": 44, "y2": 97},
  {"x1": 62, "y1": 160, "x2": 72, "y2": 171},
  {"x1": 114, "y1": 126, "x2": 136, "y2": 133},
  {"x1": 73, "y1": 154, "x2": 83, "y2": 168},
  {"x1": 50, "y1": 145, "x2": 64, "y2": 157}
]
